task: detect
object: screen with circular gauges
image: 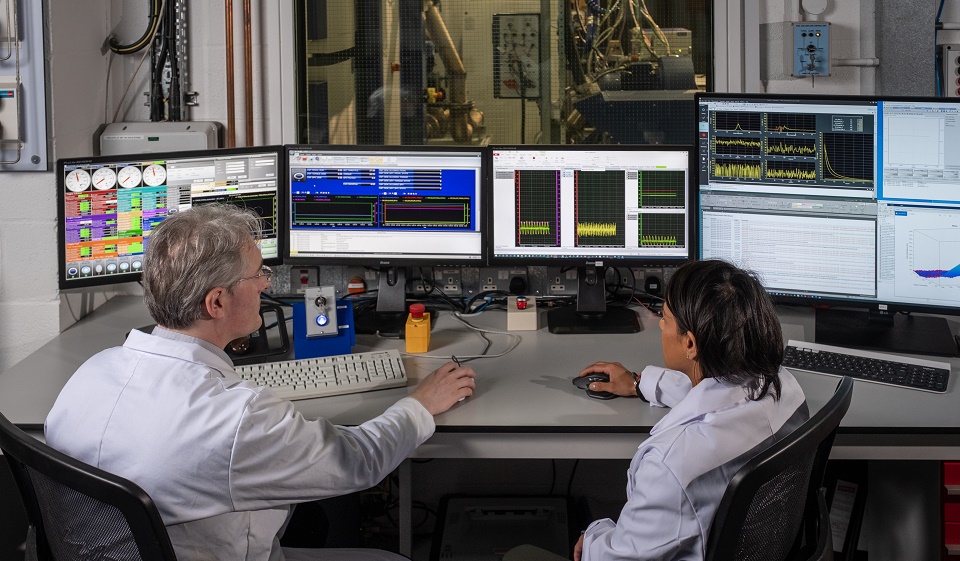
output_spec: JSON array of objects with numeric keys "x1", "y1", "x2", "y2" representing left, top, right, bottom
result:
[
  {"x1": 117, "y1": 165, "x2": 142, "y2": 188},
  {"x1": 142, "y1": 163, "x2": 167, "y2": 186},
  {"x1": 91, "y1": 167, "x2": 117, "y2": 190},
  {"x1": 64, "y1": 169, "x2": 91, "y2": 192},
  {"x1": 58, "y1": 146, "x2": 284, "y2": 289}
]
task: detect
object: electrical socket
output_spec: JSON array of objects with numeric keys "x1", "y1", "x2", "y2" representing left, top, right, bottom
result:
[
  {"x1": 410, "y1": 278, "x2": 431, "y2": 296},
  {"x1": 479, "y1": 267, "x2": 528, "y2": 293},
  {"x1": 547, "y1": 267, "x2": 578, "y2": 295},
  {"x1": 289, "y1": 266, "x2": 319, "y2": 294},
  {"x1": 438, "y1": 268, "x2": 462, "y2": 296}
]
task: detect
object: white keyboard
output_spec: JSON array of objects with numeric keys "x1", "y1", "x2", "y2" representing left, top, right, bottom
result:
[{"x1": 235, "y1": 349, "x2": 408, "y2": 400}]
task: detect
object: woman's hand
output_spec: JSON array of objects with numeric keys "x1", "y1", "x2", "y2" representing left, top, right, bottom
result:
[
  {"x1": 574, "y1": 533, "x2": 585, "y2": 561},
  {"x1": 576, "y1": 361, "x2": 637, "y2": 397}
]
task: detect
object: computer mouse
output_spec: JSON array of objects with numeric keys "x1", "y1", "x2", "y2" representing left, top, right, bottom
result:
[{"x1": 572, "y1": 373, "x2": 617, "y2": 400}]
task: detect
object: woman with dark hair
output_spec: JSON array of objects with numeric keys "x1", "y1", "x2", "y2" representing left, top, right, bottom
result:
[{"x1": 568, "y1": 258, "x2": 808, "y2": 561}]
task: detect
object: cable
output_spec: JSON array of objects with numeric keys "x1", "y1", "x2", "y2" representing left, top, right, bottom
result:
[
  {"x1": 399, "y1": 312, "x2": 522, "y2": 362},
  {"x1": 111, "y1": 0, "x2": 168, "y2": 123},
  {"x1": 566, "y1": 459, "x2": 581, "y2": 497},
  {"x1": 109, "y1": 0, "x2": 163, "y2": 55}
]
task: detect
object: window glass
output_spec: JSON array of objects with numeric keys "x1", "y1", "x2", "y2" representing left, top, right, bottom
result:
[{"x1": 295, "y1": 0, "x2": 711, "y2": 146}]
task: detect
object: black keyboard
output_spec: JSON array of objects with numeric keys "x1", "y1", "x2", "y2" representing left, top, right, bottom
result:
[{"x1": 783, "y1": 340, "x2": 951, "y2": 393}]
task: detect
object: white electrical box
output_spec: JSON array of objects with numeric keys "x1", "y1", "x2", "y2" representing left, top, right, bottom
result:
[{"x1": 99, "y1": 122, "x2": 219, "y2": 155}]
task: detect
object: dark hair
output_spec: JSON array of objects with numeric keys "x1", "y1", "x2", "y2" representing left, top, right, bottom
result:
[{"x1": 664, "y1": 259, "x2": 783, "y2": 401}]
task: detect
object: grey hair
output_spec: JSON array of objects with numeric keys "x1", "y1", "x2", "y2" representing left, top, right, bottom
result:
[{"x1": 143, "y1": 204, "x2": 262, "y2": 329}]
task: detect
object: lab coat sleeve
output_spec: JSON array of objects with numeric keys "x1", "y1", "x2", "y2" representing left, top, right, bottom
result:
[
  {"x1": 227, "y1": 393, "x2": 434, "y2": 511},
  {"x1": 638, "y1": 366, "x2": 692, "y2": 408},
  {"x1": 581, "y1": 450, "x2": 697, "y2": 561}
]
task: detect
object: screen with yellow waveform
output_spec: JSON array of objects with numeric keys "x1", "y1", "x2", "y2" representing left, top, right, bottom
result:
[
  {"x1": 712, "y1": 160, "x2": 762, "y2": 180},
  {"x1": 574, "y1": 170, "x2": 626, "y2": 247},
  {"x1": 576, "y1": 222, "x2": 618, "y2": 237}
]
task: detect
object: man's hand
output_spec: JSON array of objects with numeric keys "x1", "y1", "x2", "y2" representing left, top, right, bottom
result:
[
  {"x1": 410, "y1": 362, "x2": 477, "y2": 415},
  {"x1": 577, "y1": 361, "x2": 637, "y2": 397},
  {"x1": 574, "y1": 533, "x2": 585, "y2": 561}
]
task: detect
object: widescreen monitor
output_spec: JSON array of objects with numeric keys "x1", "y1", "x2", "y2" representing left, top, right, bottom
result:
[
  {"x1": 284, "y1": 145, "x2": 485, "y2": 331},
  {"x1": 697, "y1": 93, "x2": 960, "y2": 356},
  {"x1": 58, "y1": 146, "x2": 284, "y2": 290},
  {"x1": 489, "y1": 145, "x2": 694, "y2": 333}
]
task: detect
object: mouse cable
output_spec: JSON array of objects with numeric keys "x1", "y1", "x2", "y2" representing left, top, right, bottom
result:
[{"x1": 398, "y1": 312, "x2": 522, "y2": 362}]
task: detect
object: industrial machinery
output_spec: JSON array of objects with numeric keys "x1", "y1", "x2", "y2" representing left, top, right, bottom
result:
[{"x1": 562, "y1": 0, "x2": 700, "y2": 144}]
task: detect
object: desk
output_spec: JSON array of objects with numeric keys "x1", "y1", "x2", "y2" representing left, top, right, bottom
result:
[{"x1": 2, "y1": 296, "x2": 960, "y2": 557}]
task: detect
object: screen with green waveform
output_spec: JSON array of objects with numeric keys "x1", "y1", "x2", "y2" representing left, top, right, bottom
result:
[
  {"x1": 638, "y1": 170, "x2": 686, "y2": 209},
  {"x1": 639, "y1": 213, "x2": 685, "y2": 248}
]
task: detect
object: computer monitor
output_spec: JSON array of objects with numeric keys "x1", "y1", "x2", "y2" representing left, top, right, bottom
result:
[
  {"x1": 489, "y1": 145, "x2": 694, "y2": 333},
  {"x1": 696, "y1": 93, "x2": 960, "y2": 356},
  {"x1": 284, "y1": 145, "x2": 485, "y2": 333},
  {"x1": 58, "y1": 146, "x2": 284, "y2": 290}
]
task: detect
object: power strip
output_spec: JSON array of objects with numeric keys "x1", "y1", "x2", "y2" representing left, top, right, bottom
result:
[{"x1": 942, "y1": 44, "x2": 960, "y2": 97}]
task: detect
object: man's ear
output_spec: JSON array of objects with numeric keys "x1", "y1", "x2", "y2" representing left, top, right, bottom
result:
[{"x1": 204, "y1": 287, "x2": 227, "y2": 319}]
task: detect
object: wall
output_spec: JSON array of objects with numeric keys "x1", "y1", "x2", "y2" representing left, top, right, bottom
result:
[
  {"x1": 0, "y1": 1, "x2": 290, "y2": 374},
  {"x1": 0, "y1": 1, "x2": 114, "y2": 374}
]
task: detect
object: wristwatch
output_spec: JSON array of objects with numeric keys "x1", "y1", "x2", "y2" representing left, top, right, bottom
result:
[{"x1": 633, "y1": 372, "x2": 648, "y2": 402}]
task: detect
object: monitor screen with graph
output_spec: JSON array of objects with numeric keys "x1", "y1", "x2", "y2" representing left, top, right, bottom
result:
[
  {"x1": 696, "y1": 93, "x2": 960, "y2": 356},
  {"x1": 489, "y1": 145, "x2": 693, "y2": 333},
  {"x1": 58, "y1": 146, "x2": 284, "y2": 290}
]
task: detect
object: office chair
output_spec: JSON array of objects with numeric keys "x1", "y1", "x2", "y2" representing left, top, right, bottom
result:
[
  {"x1": 0, "y1": 412, "x2": 177, "y2": 561},
  {"x1": 704, "y1": 376, "x2": 853, "y2": 561}
]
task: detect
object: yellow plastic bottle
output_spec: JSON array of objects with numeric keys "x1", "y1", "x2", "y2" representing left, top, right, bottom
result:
[{"x1": 405, "y1": 303, "x2": 430, "y2": 353}]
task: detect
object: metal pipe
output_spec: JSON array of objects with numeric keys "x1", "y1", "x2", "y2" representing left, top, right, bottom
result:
[
  {"x1": 423, "y1": 3, "x2": 466, "y2": 102},
  {"x1": 225, "y1": 0, "x2": 236, "y2": 147},
  {"x1": 831, "y1": 58, "x2": 879, "y2": 67},
  {"x1": 423, "y1": 3, "x2": 471, "y2": 142},
  {"x1": 243, "y1": 0, "x2": 254, "y2": 145}
]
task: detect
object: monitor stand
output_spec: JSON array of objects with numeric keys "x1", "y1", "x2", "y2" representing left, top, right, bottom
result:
[
  {"x1": 355, "y1": 267, "x2": 408, "y2": 337},
  {"x1": 815, "y1": 308, "x2": 959, "y2": 357},
  {"x1": 547, "y1": 266, "x2": 642, "y2": 334}
]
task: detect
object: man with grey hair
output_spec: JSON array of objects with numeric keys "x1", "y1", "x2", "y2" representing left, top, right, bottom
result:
[{"x1": 46, "y1": 204, "x2": 477, "y2": 561}]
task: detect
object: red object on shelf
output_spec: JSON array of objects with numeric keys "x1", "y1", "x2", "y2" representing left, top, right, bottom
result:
[{"x1": 409, "y1": 303, "x2": 426, "y2": 320}]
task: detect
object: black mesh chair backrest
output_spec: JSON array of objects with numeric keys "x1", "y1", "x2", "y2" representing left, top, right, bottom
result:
[
  {"x1": 705, "y1": 376, "x2": 853, "y2": 561},
  {"x1": 0, "y1": 412, "x2": 177, "y2": 561}
]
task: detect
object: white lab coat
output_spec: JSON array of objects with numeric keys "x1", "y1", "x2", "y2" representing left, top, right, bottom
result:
[
  {"x1": 580, "y1": 366, "x2": 808, "y2": 561},
  {"x1": 46, "y1": 328, "x2": 433, "y2": 561}
]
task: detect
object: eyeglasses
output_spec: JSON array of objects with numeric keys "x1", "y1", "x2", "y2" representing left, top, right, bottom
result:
[{"x1": 236, "y1": 265, "x2": 273, "y2": 284}]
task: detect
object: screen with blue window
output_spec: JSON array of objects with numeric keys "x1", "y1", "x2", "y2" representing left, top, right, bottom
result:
[
  {"x1": 284, "y1": 146, "x2": 484, "y2": 265},
  {"x1": 697, "y1": 94, "x2": 960, "y2": 354}
]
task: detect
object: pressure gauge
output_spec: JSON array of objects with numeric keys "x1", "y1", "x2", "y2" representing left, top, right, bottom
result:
[
  {"x1": 142, "y1": 164, "x2": 167, "y2": 187},
  {"x1": 117, "y1": 166, "x2": 142, "y2": 188},
  {"x1": 92, "y1": 167, "x2": 117, "y2": 190},
  {"x1": 64, "y1": 169, "x2": 92, "y2": 193}
]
